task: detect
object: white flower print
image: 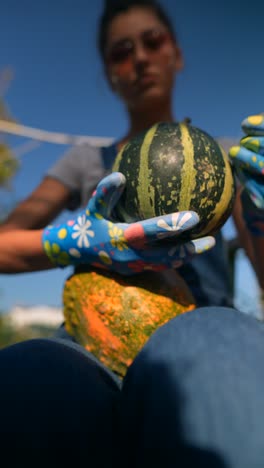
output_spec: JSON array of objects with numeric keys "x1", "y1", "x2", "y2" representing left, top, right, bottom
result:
[
  {"x1": 69, "y1": 248, "x2": 81, "y2": 258},
  {"x1": 71, "y1": 214, "x2": 95, "y2": 248},
  {"x1": 156, "y1": 212, "x2": 193, "y2": 239}
]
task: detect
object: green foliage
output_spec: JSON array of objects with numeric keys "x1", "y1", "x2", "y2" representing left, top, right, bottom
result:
[
  {"x1": 0, "y1": 143, "x2": 19, "y2": 187},
  {"x1": 0, "y1": 96, "x2": 19, "y2": 188},
  {"x1": 0, "y1": 94, "x2": 19, "y2": 220},
  {"x1": 0, "y1": 315, "x2": 56, "y2": 348}
]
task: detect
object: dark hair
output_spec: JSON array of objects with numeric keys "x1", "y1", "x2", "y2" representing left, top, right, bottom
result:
[{"x1": 97, "y1": 0, "x2": 177, "y2": 60}]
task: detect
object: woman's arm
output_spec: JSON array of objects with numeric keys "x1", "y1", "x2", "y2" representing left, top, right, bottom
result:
[
  {"x1": 229, "y1": 113, "x2": 264, "y2": 290},
  {"x1": 0, "y1": 177, "x2": 72, "y2": 232},
  {"x1": 0, "y1": 173, "x2": 215, "y2": 276},
  {"x1": 0, "y1": 229, "x2": 55, "y2": 273},
  {"x1": 232, "y1": 189, "x2": 264, "y2": 290}
]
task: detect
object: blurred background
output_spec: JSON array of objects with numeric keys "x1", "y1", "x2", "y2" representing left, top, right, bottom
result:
[{"x1": 0, "y1": 0, "x2": 263, "y2": 343}]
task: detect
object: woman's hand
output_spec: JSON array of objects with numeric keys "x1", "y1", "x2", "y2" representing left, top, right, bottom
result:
[
  {"x1": 42, "y1": 172, "x2": 215, "y2": 275},
  {"x1": 229, "y1": 114, "x2": 264, "y2": 236}
]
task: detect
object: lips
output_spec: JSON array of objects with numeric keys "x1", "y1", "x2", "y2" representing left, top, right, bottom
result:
[{"x1": 135, "y1": 72, "x2": 158, "y2": 89}]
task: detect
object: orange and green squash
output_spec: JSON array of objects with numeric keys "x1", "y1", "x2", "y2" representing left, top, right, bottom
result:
[{"x1": 63, "y1": 268, "x2": 195, "y2": 378}]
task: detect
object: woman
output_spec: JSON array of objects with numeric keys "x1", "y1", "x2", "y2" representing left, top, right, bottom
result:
[
  {"x1": 1, "y1": 1, "x2": 264, "y2": 466},
  {"x1": 1, "y1": 0, "x2": 263, "y2": 309}
]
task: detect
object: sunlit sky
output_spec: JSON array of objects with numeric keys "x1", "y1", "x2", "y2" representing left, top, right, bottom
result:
[{"x1": 0, "y1": 0, "x2": 263, "y2": 315}]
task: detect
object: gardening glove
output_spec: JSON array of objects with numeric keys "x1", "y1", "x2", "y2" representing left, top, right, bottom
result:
[
  {"x1": 42, "y1": 172, "x2": 215, "y2": 275},
  {"x1": 229, "y1": 114, "x2": 264, "y2": 236}
]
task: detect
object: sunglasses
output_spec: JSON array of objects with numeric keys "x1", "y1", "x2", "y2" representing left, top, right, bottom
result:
[{"x1": 106, "y1": 29, "x2": 172, "y2": 65}]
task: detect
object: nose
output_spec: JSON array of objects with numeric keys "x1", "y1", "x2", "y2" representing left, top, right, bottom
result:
[{"x1": 133, "y1": 41, "x2": 150, "y2": 66}]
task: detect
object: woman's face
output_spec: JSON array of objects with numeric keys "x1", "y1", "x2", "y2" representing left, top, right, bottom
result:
[{"x1": 104, "y1": 7, "x2": 183, "y2": 111}]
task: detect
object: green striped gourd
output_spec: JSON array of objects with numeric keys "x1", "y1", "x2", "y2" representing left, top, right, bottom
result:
[{"x1": 112, "y1": 121, "x2": 236, "y2": 238}]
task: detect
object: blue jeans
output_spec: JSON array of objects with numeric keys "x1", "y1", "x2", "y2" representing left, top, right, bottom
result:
[{"x1": 1, "y1": 306, "x2": 264, "y2": 467}]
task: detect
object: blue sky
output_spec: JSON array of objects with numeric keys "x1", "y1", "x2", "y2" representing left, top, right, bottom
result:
[{"x1": 0, "y1": 0, "x2": 263, "y2": 314}]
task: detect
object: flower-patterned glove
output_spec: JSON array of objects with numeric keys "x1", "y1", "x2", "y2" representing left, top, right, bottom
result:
[
  {"x1": 229, "y1": 114, "x2": 264, "y2": 236},
  {"x1": 42, "y1": 172, "x2": 215, "y2": 275}
]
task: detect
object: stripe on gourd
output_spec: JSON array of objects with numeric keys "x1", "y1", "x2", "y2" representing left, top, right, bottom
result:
[
  {"x1": 137, "y1": 123, "x2": 158, "y2": 219},
  {"x1": 178, "y1": 123, "x2": 197, "y2": 212}
]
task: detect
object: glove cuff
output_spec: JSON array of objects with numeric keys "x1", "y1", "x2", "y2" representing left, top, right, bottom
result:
[{"x1": 42, "y1": 225, "x2": 72, "y2": 268}]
